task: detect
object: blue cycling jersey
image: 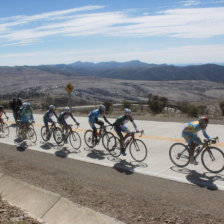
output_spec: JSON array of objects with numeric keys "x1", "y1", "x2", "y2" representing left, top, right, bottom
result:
[
  {"x1": 88, "y1": 109, "x2": 102, "y2": 122},
  {"x1": 182, "y1": 121, "x2": 210, "y2": 144}
]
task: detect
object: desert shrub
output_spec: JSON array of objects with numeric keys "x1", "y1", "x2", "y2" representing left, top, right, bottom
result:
[
  {"x1": 122, "y1": 100, "x2": 132, "y2": 109},
  {"x1": 219, "y1": 102, "x2": 224, "y2": 116},
  {"x1": 148, "y1": 94, "x2": 168, "y2": 114},
  {"x1": 177, "y1": 101, "x2": 207, "y2": 117},
  {"x1": 103, "y1": 101, "x2": 113, "y2": 112}
]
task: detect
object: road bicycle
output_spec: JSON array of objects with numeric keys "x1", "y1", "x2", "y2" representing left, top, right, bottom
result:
[
  {"x1": 0, "y1": 118, "x2": 9, "y2": 136},
  {"x1": 169, "y1": 137, "x2": 224, "y2": 173},
  {"x1": 108, "y1": 130, "x2": 148, "y2": 162},
  {"x1": 55, "y1": 124, "x2": 81, "y2": 150},
  {"x1": 41, "y1": 122, "x2": 62, "y2": 143},
  {"x1": 84, "y1": 125, "x2": 115, "y2": 151},
  {"x1": 16, "y1": 120, "x2": 37, "y2": 143}
]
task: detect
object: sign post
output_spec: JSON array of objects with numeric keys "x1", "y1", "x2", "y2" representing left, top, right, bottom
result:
[{"x1": 65, "y1": 83, "x2": 74, "y2": 108}]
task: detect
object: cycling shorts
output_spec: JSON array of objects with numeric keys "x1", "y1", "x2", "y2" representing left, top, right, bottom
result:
[
  {"x1": 114, "y1": 125, "x2": 129, "y2": 138},
  {"x1": 182, "y1": 131, "x2": 201, "y2": 145}
]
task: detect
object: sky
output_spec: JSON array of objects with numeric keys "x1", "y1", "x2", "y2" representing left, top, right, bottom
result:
[{"x1": 0, "y1": 0, "x2": 224, "y2": 66}]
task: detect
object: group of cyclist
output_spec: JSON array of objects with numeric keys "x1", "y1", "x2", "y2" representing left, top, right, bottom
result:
[{"x1": 0, "y1": 102, "x2": 211, "y2": 162}]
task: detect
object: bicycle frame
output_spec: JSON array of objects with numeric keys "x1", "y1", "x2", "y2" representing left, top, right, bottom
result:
[{"x1": 123, "y1": 130, "x2": 144, "y2": 149}]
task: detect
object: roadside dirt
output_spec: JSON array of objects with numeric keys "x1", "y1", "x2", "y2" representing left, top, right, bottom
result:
[
  {"x1": 0, "y1": 143, "x2": 224, "y2": 224},
  {"x1": 0, "y1": 196, "x2": 40, "y2": 223}
]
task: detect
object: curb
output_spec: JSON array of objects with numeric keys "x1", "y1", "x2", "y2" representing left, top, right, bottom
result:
[{"x1": 0, "y1": 173, "x2": 123, "y2": 224}]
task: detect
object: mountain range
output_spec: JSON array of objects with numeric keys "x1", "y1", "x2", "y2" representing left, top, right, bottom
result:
[{"x1": 30, "y1": 60, "x2": 224, "y2": 83}]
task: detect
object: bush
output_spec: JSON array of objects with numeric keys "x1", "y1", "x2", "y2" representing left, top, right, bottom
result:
[
  {"x1": 122, "y1": 100, "x2": 132, "y2": 109},
  {"x1": 177, "y1": 101, "x2": 207, "y2": 118},
  {"x1": 148, "y1": 94, "x2": 168, "y2": 114},
  {"x1": 103, "y1": 101, "x2": 113, "y2": 112},
  {"x1": 219, "y1": 102, "x2": 224, "y2": 116}
]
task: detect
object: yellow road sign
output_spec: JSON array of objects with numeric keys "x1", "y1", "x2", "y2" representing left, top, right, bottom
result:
[{"x1": 65, "y1": 83, "x2": 74, "y2": 94}]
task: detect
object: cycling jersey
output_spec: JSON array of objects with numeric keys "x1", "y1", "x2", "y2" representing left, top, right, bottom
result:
[
  {"x1": 113, "y1": 115, "x2": 137, "y2": 137},
  {"x1": 20, "y1": 108, "x2": 34, "y2": 123},
  {"x1": 88, "y1": 109, "x2": 101, "y2": 122},
  {"x1": 44, "y1": 110, "x2": 58, "y2": 122},
  {"x1": 114, "y1": 115, "x2": 136, "y2": 128},
  {"x1": 182, "y1": 121, "x2": 210, "y2": 144},
  {"x1": 58, "y1": 112, "x2": 77, "y2": 125}
]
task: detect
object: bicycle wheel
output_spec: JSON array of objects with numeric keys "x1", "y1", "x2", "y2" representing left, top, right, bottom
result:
[
  {"x1": 169, "y1": 143, "x2": 190, "y2": 167},
  {"x1": 108, "y1": 137, "x2": 122, "y2": 157},
  {"x1": 84, "y1": 130, "x2": 96, "y2": 148},
  {"x1": 41, "y1": 126, "x2": 48, "y2": 141},
  {"x1": 2, "y1": 123, "x2": 9, "y2": 136},
  {"x1": 201, "y1": 147, "x2": 224, "y2": 173},
  {"x1": 53, "y1": 127, "x2": 64, "y2": 145},
  {"x1": 129, "y1": 139, "x2": 147, "y2": 162},
  {"x1": 69, "y1": 131, "x2": 81, "y2": 149},
  {"x1": 27, "y1": 127, "x2": 37, "y2": 143},
  {"x1": 16, "y1": 126, "x2": 22, "y2": 138},
  {"x1": 102, "y1": 132, "x2": 116, "y2": 151}
]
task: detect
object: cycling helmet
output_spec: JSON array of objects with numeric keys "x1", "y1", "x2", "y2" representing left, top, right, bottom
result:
[
  {"x1": 124, "y1": 108, "x2": 132, "y2": 115},
  {"x1": 99, "y1": 105, "x2": 106, "y2": 112},
  {"x1": 49, "y1": 105, "x2": 55, "y2": 110},
  {"x1": 199, "y1": 116, "x2": 209, "y2": 126},
  {"x1": 64, "y1": 107, "x2": 71, "y2": 113},
  {"x1": 25, "y1": 102, "x2": 31, "y2": 109}
]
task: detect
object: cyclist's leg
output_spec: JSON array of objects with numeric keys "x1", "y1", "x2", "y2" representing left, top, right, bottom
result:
[
  {"x1": 44, "y1": 119, "x2": 50, "y2": 135},
  {"x1": 114, "y1": 125, "x2": 123, "y2": 148},
  {"x1": 89, "y1": 120, "x2": 97, "y2": 142},
  {"x1": 95, "y1": 119, "x2": 104, "y2": 134},
  {"x1": 182, "y1": 132, "x2": 196, "y2": 163}
]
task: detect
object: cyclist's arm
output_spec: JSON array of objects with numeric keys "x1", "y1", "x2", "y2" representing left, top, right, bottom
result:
[
  {"x1": 202, "y1": 129, "x2": 210, "y2": 139},
  {"x1": 70, "y1": 113, "x2": 79, "y2": 125},
  {"x1": 30, "y1": 110, "x2": 34, "y2": 121},
  {"x1": 3, "y1": 110, "x2": 8, "y2": 118},
  {"x1": 103, "y1": 115, "x2": 112, "y2": 126},
  {"x1": 54, "y1": 112, "x2": 58, "y2": 120},
  {"x1": 130, "y1": 117, "x2": 138, "y2": 132}
]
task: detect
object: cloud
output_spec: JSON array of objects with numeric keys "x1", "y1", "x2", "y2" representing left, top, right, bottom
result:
[
  {"x1": 180, "y1": 0, "x2": 201, "y2": 6},
  {"x1": 0, "y1": 5, "x2": 224, "y2": 46}
]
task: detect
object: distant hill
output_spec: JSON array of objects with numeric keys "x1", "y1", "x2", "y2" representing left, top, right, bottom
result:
[{"x1": 1, "y1": 61, "x2": 224, "y2": 83}]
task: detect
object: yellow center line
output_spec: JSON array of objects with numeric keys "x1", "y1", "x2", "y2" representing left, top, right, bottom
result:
[{"x1": 6, "y1": 121, "x2": 224, "y2": 147}]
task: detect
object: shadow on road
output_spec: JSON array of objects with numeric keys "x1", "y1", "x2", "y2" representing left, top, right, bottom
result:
[
  {"x1": 171, "y1": 166, "x2": 224, "y2": 190},
  {"x1": 40, "y1": 141, "x2": 55, "y2": 150},
  {"x1": 16, "y1": 141, "x2": 28, "y2": 152},
  {"x1": 55, "y1": 146, "x2": 81, "y2": 158},
  {"x1": 113, "y1": 159, "x2": 148, "y2": 175},
  {"x1": 86, "y1": 148, "x2": 108, "y2": 160}
]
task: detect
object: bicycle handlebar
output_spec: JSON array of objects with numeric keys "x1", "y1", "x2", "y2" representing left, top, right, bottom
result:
[{"x1": 204, "y1": 137, "x2": 219, "y2": 145}]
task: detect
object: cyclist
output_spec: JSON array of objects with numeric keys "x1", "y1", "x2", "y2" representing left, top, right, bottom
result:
[
  {"x1": 19, "y1": 102, "x2": 35, "y2": 132},
  {"x1": 88, "y1": 105, "x2": 112, "y2": 144},
  {"x1": 0, "y1": 105, "x2": 9, "y2": 124},
  {"x1": 113, "y1": 108, "x2": 139, "y2": 155},
  {"x1": 17, "y1": 102, "x2": 27, "y2": 121},
  {"x1": 58, "y1": 107, "x2": 79, "y2": 140},
  {"x1": 43, "y1": 105, "x2": 58, "y2": 140},
  {"x1": 182, "y1": 116, "x2": 210, "y2": 164}
]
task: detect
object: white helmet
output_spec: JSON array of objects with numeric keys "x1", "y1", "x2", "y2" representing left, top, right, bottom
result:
[
  {"x1": 99, "y1": 105, "x2": 106, "y2": 112},
  {"x1": 124, "y1": 108, "x2": 132, "y2": 115},
  {"x1": 64, "y1": 107, "x2": 71, "y2": 113},
  {"x1": 49, "y1": 105, "x2": 55, "y2": 110},
  {"x1": 25, "y1": 102, "x2": 32, "y2": 109}
]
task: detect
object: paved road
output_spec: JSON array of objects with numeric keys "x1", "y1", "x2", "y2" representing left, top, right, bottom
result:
[{"x1": 1, "y1": 113, "x2": 224, "y2": 190}]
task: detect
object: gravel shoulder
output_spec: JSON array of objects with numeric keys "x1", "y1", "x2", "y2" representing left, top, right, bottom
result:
[
  {"x1": 0, "y1": 143, "x2": 224, "y2": 224},
  {"x1": 0, "y1": 196, "x2": 40, "y2": 224}
]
